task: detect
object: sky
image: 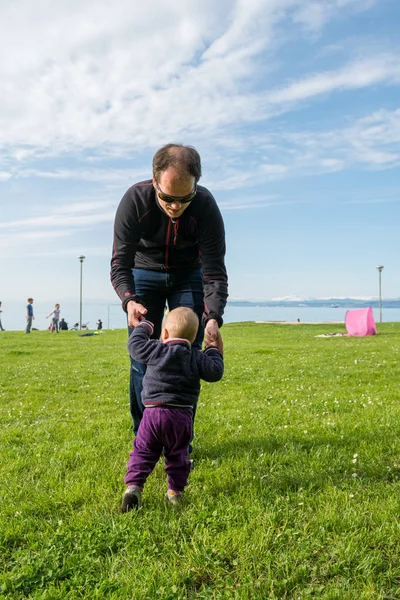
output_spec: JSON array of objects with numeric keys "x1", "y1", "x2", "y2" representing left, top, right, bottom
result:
[{"x1": 1, "y1": 0, "x2": 399, "y2": 318}]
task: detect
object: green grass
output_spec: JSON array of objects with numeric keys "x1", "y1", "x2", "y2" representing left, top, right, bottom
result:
[{"x1": 1, "y1": 323, "x2": 400, "y2": 599}]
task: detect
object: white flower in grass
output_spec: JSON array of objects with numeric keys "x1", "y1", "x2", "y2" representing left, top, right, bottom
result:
[
  {"x1": 349, "y1": 493, "x2": 354, "y2": 498},
  {"x1": 352, "y1": 473, "x2": 358, "y2": 478}
]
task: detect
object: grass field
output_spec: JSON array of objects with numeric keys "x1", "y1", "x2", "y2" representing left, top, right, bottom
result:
[{"x1": 1, "y1": 322, "x2": 400, "y2": 599}]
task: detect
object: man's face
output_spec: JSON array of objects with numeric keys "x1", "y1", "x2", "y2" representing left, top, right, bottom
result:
[{"x1": 153, "y1": 167, "x2": 196, "y2": 219}]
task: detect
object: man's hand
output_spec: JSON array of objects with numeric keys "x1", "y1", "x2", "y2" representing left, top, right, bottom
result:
[
  {"x1": 127, "y1": 300, "x2": 147, "y2": 327},
  {"x1": 204, "y1": 318, "x2": 223, "y2": 355}
]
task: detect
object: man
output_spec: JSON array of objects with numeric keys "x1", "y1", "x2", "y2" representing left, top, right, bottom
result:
[
  {"x1": 26, "y1": 298, "x2": 34, "y2": 333},
  {"x1": 110, "y1": 144, "x2": 228, "y2": 435},
  {"x1": 59, "y1": 318, "x2": 68, "y2": 331}
]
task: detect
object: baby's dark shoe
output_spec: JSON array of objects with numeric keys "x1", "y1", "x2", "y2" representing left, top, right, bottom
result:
[{"x1": 122, "y1": 485, "x2": 142, "y2": 512}]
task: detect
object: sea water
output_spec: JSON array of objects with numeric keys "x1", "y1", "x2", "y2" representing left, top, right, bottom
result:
[{"x1": 1, "y1": 301, "x2": 399, "y2": 331}]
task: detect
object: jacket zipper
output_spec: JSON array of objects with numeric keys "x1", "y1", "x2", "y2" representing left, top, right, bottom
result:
[
  {"x1": 165, "y1": 219, "x2": 179, "y2": 268},
  {"x1": 164, "y1": 219, "x2": 172, "y2": 268},
  {"x1": 173, "y1": 220, "x2": 179, "y2": 246}
]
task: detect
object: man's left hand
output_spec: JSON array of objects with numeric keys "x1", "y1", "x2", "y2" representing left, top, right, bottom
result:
[
  {"x1": 204, "y1": 319, "x2": 223, "y2": 354},
  {"x1": 205, "y1": 318, "x2": 219, "y2": 340}
]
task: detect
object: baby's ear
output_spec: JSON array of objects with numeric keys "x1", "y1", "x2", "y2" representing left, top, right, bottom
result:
[{"x1": 161, "y1": 327, "x2": 169, "y2": 341}]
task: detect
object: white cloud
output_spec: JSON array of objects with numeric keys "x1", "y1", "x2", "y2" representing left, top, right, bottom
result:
[
  {"x1": 1, "y1": 210, "x2": 114, "y2": 231},
  {"x1": 286, "y1": 108, "x2": 400, "y2": 169},
  {"x1": 292, "y1": 0, "x2": 378, "y2": 33},
  {"x1": 261, "y1": 164, "x2": 289, "y2": 175},
  {"x1": 0, "y1": 199, "x2": 115, "y2": 257},
  {"x1": 319, "y1": 158, "x2": 345, "y2": 170},
  {"x1": 292, "y1": 2, "x2": 328, "y2": 32},
  {"x1": 5, "y1": 104, "x2": 398, "y2": 200},
  {"x1": 219, "y1": 195, "x2": 300, "y2": 211},
  {"x1": 0, "y1": 0, "x2": 387, "y2": 158},
  {"x1": 205, "y1": 107, "x2": 400, "y2": 190},
  {"x1": 0, "y1": 228, "x2": 73, "y2": 252},
  {"x1": 15, "y1": 167, "x2": 145, "y2": 185},
  {"x1": 266, "y1": 55, "x2": 400, "y2": 106}
]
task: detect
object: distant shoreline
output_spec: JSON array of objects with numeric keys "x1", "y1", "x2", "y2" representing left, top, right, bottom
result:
[
  {"x1": 229, "y1": 300, "x2": 400, "y2": 309},
  {"x1": 254, "y1": 320, "x2": 345, "y2": 325}
]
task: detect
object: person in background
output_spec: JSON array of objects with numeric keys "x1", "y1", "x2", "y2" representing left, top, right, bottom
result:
[
  {"x1": 97, "y1": 319, "x2": 103, "y2": 330},
  {"x1": 25, "y1": 298, "x2": 34, "y2": 334},
  {"x1": 110, "y1": 144, "x2": 228, "y2": 442},
  {"x1": 59, "y1": 318, "x2": 68, "y2": 331},
  {"x1": 122, "y1": 307, "x2": 224, "y2": 512},
  {"x1": 0, "y1": 301, "x2": 5, "y2": 331},
  {"x1": 46, "y1": 304, "x2": 61, "y2": 334}
]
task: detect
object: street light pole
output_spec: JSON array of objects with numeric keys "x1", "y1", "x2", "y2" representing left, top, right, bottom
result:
[
  {"x1": 376, "y1": 265, "x2": 384, "y2": 323},
  {"x1": 78, "y1": 256, "x2": 86, "y2": 330},
  {"x1": 107, "y1": 304, "x2": 120, "y2": 330}
]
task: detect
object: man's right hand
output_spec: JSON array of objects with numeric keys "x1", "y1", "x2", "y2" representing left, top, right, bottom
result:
[{"x1": 127, "y1": 300, "x2": 148, "y2": 327}]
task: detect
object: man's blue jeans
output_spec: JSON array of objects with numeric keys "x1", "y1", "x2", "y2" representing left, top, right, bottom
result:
[{"x1": 128, "y1": 267, "x2": 204, "y2": 436}]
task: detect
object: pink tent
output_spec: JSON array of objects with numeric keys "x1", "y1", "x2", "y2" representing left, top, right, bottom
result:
[{"x1": 345, "y1": 307, "x2": 377, "y2": 337}]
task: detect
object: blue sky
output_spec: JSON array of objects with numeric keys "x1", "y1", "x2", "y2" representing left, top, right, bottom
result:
[{"x1": 1, "y1": 0, "x2": 399, "y2": 310}]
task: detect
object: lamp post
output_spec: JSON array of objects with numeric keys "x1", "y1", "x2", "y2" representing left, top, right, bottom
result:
[
  {"x1": 78, "y1": 256, "x2": 86, "y2": 330},
  {"x1": 376, "y1": 265, "x2": 384, "y2": 323},
  {"x1": 107, "y1": 304, "x2": 120, "y2": 330}
]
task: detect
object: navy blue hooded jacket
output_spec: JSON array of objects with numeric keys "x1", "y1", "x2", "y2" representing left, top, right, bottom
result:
[{"x1": 127, "y1": 321, "x2": 224, "y2": 408}]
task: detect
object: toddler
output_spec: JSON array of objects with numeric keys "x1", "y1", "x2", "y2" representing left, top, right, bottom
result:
[{"x1": 122, "y1": 307, "x2": 224, "y2": 511}]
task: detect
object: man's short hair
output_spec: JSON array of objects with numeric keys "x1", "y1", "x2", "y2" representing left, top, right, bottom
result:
[
  {"x1": 153, "y1": 144, "x2": 202, "y2": 183},
  {"x1": 27, "y1": 297, "x2": 33, "y2": 302}
]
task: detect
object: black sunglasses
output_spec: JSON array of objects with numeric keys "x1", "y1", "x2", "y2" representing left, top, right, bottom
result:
[{"x1": 155, "y1": 183, "x2": 197, "y2": 205}]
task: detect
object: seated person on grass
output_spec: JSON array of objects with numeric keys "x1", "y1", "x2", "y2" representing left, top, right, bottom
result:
[
  {"x1": 122, "y1": 307, "x2": 224, "y2": 511},
  {"x1": 59, "y1": 318, "x2": 68, "y2": 330}
]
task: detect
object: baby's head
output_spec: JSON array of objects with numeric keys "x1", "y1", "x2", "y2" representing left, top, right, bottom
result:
[{"x1": 162, "y1": 307, "x2": 199, "y2": 344}]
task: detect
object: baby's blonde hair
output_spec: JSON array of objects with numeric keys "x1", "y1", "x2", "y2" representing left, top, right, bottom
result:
[{"x1": 164, "y1": 307, "x2": 199, "y2": 343}]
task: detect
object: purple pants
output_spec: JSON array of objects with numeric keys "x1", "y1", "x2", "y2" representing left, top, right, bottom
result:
[{"x1": 124, "y1": 406, "x2": 193, "y2": 492}]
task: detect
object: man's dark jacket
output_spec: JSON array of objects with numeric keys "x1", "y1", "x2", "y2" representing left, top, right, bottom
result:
[{"x1": 110, "y1": 180, "x2": 228, "y2": 326}]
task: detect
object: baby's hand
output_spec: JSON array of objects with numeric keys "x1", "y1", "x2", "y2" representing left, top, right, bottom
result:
[{"x1": 204, "y1": 332, "x2": 223, "y2": 356}]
